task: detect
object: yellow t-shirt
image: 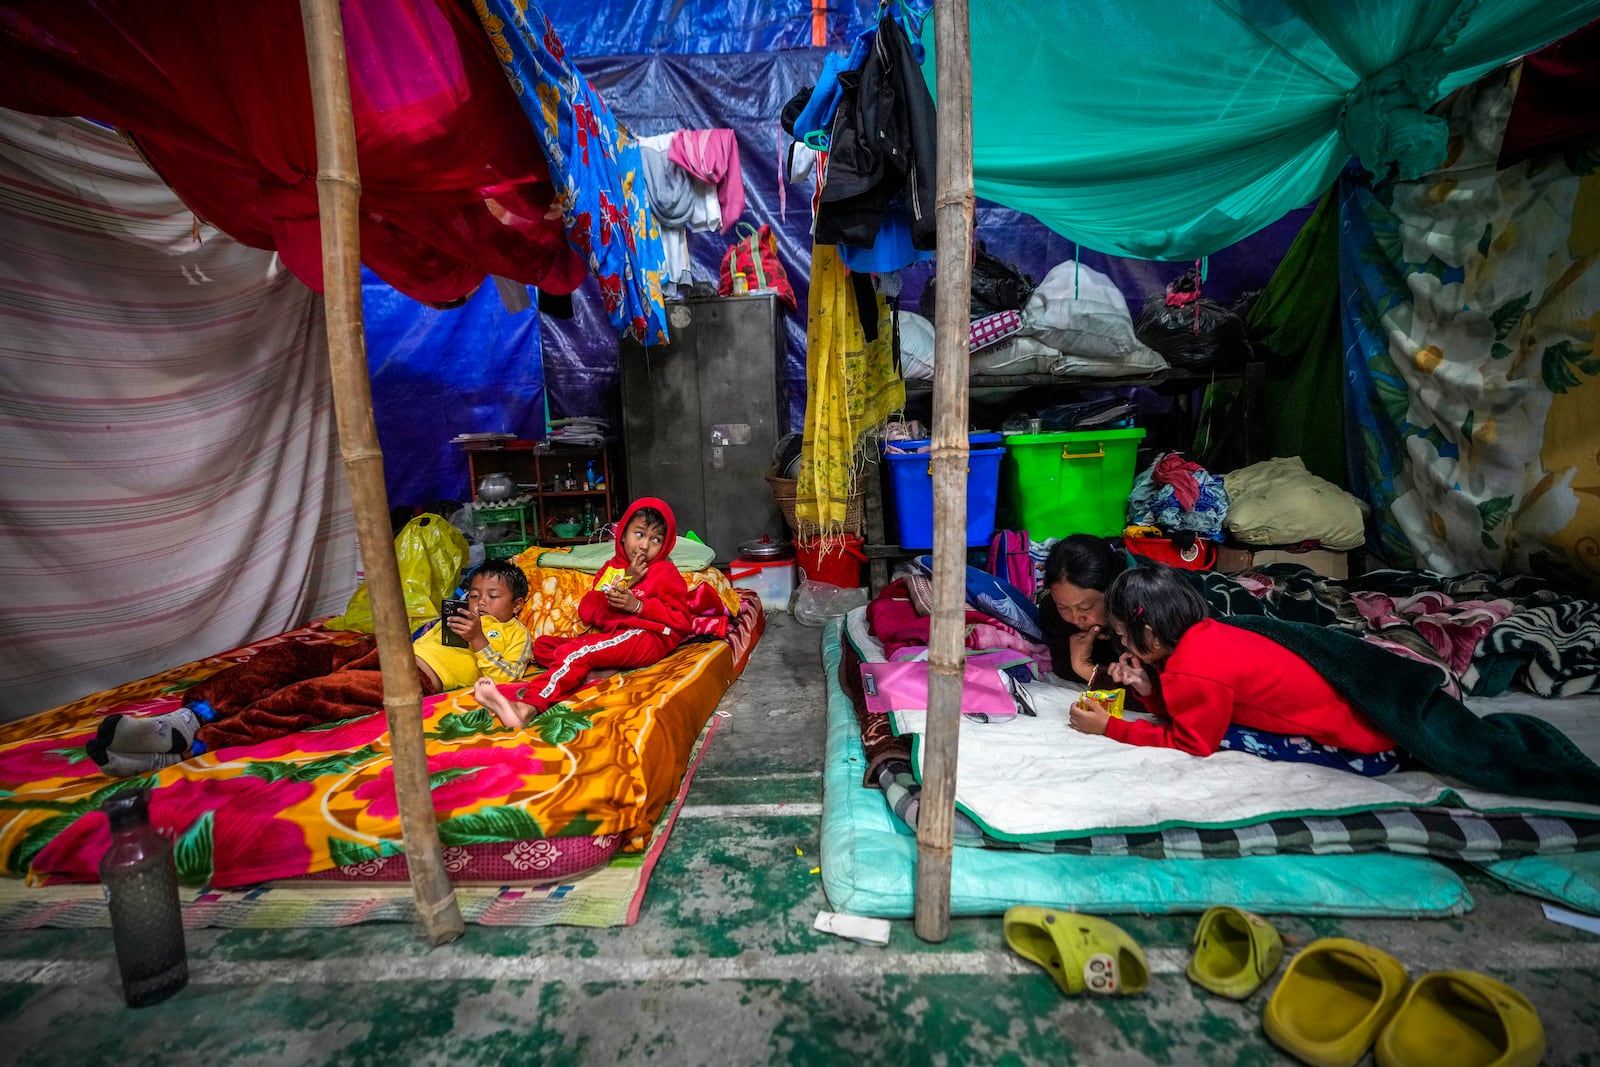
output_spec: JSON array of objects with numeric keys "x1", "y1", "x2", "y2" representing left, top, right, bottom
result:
[{"x1": 412, "y1": 614, "x2": 533, "y2": 691}]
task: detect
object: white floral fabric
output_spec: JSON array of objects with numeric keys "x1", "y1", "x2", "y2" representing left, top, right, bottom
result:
[{"x1": 1342, "y1": 64, "x2": 1600, "y2": 594}]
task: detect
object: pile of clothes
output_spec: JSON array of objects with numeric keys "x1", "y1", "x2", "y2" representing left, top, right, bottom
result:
[{"x1": 635, "y1": 129, "x2": 745, "y2": 290}]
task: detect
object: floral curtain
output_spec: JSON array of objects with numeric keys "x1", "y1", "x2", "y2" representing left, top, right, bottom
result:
[
  {"x1": 1342, "y1": 64, "x2": 1600, "y2": 594},
  {"x1": 472, "y1": 0, "x2": 670, "y2": 344}
]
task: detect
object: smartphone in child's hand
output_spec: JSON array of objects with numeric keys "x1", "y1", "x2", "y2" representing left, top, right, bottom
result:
[{"x1": 440, "y1": 598, "x2": 471, "y2": 648}]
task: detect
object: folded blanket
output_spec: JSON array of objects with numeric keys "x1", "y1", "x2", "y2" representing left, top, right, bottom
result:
[
  {"x1": 534, "y1": 538, "x2": 716, "y2": 574},
  {"x1": 1222, "y1": 616, "x2": 1600, "y2": 804}
]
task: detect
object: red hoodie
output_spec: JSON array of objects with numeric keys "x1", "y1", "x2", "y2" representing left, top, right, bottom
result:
[{"x1": 578, "y1": 497, "x2": 694, "y2": 641}]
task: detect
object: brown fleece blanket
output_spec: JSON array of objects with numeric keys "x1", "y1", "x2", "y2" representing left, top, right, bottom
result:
[{"x1": 187, "y1": 638, "x2": 437, "y2": 749}]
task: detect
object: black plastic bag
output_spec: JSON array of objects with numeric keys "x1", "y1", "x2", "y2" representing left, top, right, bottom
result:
[
  {"x1": 919, "y1": 244, "x2": 1035, "y2": 321},
  {"x1": 1133, "y1": 270, "x2": 1253, "y2": 371}
]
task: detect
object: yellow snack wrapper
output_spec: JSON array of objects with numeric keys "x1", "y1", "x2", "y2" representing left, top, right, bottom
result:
[{"x1": 1084, "y1": 688, "x2": 1126, "y2": 718}]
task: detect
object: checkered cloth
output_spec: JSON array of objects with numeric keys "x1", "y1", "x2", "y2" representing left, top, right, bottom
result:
[
  {"x1": 969, "y1": 309, "x2": 1023, "y2": 352},
  {"x1": 874, "y1": 760, "x2": 1600, "y2": 861}
]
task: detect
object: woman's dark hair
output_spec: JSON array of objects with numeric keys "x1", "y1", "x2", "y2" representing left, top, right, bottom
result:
[
  {"x1": 1104, "y1": 563, "x2": 1208, "y2": 653},
  {"x1": 1043, "y1": 534, "x2": 1127, "y2": 592},
  {"x1": 467, "y1": 559, "x2": 529, "y2": 601}
]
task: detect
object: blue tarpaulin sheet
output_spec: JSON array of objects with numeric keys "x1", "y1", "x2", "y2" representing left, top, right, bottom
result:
[
  {"x1": 544, "y1": 0, "x2": 879, "y2": 56},
  {"x1": 363, "y1": 267, "x2": 544, "y2": 507}
]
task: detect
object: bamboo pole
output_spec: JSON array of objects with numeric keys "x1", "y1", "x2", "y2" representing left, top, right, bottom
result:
[
  {"x1": 299, "y1": 0, "x2": 464, "y2": 946},
  {"x1": 914, "y1": 0, "x2": 975, "y2": 943}
]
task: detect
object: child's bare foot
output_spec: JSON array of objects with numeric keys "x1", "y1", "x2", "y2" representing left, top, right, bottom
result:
[{"x1": 473, "y1": 678, "x2": 529, "y2": 730}]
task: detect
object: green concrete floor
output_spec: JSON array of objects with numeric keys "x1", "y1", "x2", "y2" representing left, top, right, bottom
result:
[{"x1": 3, "y1": 614, "x2": 1599, "y2": 1065}]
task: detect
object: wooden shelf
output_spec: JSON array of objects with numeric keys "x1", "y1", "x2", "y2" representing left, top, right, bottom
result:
[
  {"x1": 903, "y1": 367, "x2": 1243, "y2": 391},
  {"x1": 463, "y1": 441, "x2": 617, "y2": 545}
]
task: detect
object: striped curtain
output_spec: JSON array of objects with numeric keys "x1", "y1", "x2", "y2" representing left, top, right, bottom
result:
[{"x1": 0, "y1": 114, "x2": 357, "y2": 721}]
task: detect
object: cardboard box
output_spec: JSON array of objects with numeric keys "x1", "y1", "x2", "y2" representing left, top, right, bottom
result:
[{"x1": 1213, "y1": 546, "x2": 1255, "y2": 573}]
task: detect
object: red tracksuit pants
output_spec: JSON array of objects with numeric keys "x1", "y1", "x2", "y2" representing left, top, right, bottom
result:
[{"x1": 524, "y1": 628, "x2": 678, "y2": 712}]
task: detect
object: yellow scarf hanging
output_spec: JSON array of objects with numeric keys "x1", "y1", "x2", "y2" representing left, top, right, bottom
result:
[{"x1": 796, "y1": 244, "x2": 904, "y2": 536}]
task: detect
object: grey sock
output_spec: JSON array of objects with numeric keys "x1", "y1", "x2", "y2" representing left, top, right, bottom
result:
[
  {"x1": 86, "y1": 739, "x2": 187, "y2": 779},
  {"x1": 96, "y1": 708, "x2": 203, "y2": 755}
]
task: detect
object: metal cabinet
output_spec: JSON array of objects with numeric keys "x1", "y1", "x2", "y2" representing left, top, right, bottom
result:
[{"x1": 620, "y1": 294, "x2": 784, "y2": 562}]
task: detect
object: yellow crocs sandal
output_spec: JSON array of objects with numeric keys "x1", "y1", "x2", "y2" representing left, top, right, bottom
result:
[
  {"x1": 1374, "y1": 970, "x2": 1544, "y2": 1067},
  {"x1": 1186, "y1": 905, "x2": 1284, "y2": 1000},
  {"x1": 1263, "y1": 937, "x2": 1409, "y2": 1067},
  {"x1": 1002, "y1": 906, "x2": 1149, "y2": 997}
]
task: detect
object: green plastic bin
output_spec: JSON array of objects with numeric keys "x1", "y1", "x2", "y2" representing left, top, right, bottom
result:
[{"x1": 1001, "y1": 427, "x2": 1146, "y2": 538}]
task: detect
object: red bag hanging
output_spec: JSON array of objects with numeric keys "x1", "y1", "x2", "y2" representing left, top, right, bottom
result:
[{"x1": 719, "y1": 222, "x2": 796, "y2": 310}]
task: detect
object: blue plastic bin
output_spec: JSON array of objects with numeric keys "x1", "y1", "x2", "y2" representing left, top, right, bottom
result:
[{"x1": 884, "y1": 433, "x2": 1005, "y2": 549}]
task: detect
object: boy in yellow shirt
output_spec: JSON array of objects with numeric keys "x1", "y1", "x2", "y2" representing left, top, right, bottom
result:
[{"x1": 90, "y1": 561, "x2": 532, "y2": 776}]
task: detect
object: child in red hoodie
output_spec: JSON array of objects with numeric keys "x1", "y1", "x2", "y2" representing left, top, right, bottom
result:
[{"x1": 479, "y1": 497, "x2": 693, "y2": 729}]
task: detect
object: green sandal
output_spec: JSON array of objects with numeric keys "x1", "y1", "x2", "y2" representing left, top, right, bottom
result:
[
  {"x1": 1002, "y1": 906, "x2": 1149, "y2": 996},
  {"x1": 1187, "y1": 905, "x2": 1284, "y2": 1000}
]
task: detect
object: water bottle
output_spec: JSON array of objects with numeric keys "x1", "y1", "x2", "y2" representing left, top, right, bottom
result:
[{"x1": 100, "y1": 790, "x2": 188, "y2": 1007}]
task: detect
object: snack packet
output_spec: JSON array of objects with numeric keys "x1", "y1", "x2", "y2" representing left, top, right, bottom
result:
[{"x1": 1084, "y1": 688, "x2": 1126, "y2": 719}]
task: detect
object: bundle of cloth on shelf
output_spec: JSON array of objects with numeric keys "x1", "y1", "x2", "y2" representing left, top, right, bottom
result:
[
  {"x1": 897, "y1": 260, "x2": 1171, "y2": 381},
  {"x1": 1221, "y1": 456, "x2": 1367, "y2": 551},
  {"x1": 635, "y1": 129, "x2": 745, "y2": 289},
  {"x1": 547, "y1": 416, "x2": 609, "y2": 447},
  {"x1": 1124, "y1": 452, "x2": 1231, "y2": 567}
]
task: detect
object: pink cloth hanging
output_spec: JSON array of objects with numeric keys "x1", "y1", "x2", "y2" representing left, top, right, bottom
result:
[{"x1": 668, "y1": 128, "x2": 745, "y2": 233}]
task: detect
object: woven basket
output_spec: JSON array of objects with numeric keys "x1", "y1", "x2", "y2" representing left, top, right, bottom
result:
[{"x1": 766, "y1": 469, "x2": 864, "y2": 537}]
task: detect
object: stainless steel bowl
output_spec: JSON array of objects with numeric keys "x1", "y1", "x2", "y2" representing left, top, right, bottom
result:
[{"x1": 476, "y1": 472, "x2": 518, "y2": 502}]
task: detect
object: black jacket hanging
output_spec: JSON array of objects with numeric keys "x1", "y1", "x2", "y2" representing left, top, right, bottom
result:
[{"x1": 814, "y1": 14, "x2": 937, "y2": 252}]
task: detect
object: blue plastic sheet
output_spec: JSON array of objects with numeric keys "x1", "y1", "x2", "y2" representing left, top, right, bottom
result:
[
  {"x1": 363, "y1": 268, "x2": 544, "y2": 506},
  {"x1": 543, "y1": 0, "x2": 879, "y2": 57}
]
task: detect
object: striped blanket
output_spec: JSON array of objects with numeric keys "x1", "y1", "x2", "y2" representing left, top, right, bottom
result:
[{"x1": 874, "y1": 760, "x2": 1600, "y2": 862}]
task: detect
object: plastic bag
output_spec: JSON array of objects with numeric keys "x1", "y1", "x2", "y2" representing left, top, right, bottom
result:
[
  {"x1": 920, "y1": 245, "x2": 1036, "y2": 321},
  {"x1": 1133, "y1": 269, "x2": 1253, "y2": 371},
  {"x1": 793, "y1": 578, "x2": 870, "y2": 627},
  {"x1": 326, "y1": 514, "x2": 471, "y2": 634},
  {"x1": 449, "y1": 504, "x2": 519, "y2": 547},
  {"x1": 1020, "y1": 260, "x2": 1167, "y2": 374}
]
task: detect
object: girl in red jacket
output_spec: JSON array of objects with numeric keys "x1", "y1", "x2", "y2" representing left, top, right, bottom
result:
[
  {"x1": 479, "y1": 498, "x2": 693, "y2": 729},
  {"x1": 1068, "y1": 563, "x2": 1398, "y2": 767}
]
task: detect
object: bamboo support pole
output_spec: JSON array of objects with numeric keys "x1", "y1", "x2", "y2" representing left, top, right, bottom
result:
[
  {"x1": 299, "y1": 0, "x2": 464, "y2": 946},
  {"x1": 914, "y1": 0, "x2": 975, "y2": 943}
]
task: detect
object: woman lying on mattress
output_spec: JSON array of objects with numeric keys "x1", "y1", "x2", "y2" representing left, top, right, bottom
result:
[
  {"x1": 1036, "y1": 534, "x2": 1128, "y2": 688},
  {"x1": 1067, "y1": 562, "x2": 1403, "y2": 776}
]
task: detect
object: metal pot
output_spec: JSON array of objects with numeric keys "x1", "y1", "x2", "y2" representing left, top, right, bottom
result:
[
  {"x1": 476, "y1": 472, "x2": 518, "y2": 502},
  {"x1": 737, "y1": 535, "x2": 794, "y2": 561}
]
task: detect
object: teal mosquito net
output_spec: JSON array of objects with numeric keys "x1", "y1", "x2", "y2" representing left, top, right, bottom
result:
[{"x1": 926, "y1": 1, "x2": 1600, "y2": 259}]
